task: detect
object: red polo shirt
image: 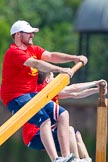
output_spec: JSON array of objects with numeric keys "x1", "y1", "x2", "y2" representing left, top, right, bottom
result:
[{"x1": 1, "y1": 43, "x2": 45, "y2": 105}]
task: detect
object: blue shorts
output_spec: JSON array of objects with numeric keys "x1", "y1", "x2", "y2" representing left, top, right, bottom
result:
[
  {"x1": 28, "y1": 128, "x2": 60, "y2": 151},
  {"x1": 7, "y1": 93, "x2": 66, "y2": 151}
]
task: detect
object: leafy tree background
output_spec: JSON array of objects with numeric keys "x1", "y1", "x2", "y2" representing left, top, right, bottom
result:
[{"x1": 0, "y1": 0, "x2": 108, "y2": 162}]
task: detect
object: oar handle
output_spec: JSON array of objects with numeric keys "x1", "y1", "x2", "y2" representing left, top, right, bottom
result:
[
  {"x1": 71, "y1": 61, "x2": 84, "y2": 75},
  {"x1": 98, "y1": 81, "x2": 106, "y2": 107}
]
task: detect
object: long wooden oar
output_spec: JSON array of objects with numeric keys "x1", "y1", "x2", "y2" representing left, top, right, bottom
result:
[
  {"x1": 0, "y1": 62, "x2": 83, "y2": 145},
  {"x1": 95, "y1": 81, "x2": 107, "y2": 162}
]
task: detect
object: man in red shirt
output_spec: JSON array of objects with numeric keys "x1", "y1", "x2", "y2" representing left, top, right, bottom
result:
[{"x1": 1, "y1": 20, "x2": 88, "y2": 162}]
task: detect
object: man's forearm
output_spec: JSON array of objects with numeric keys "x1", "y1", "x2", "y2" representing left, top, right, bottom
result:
[
  {"x1": 42, "y1": 51, "x2": 87, "y2": 65},
  {"x1": 58, "y1": 88, "x2": 98, "y2": 99},
  {"x1": 64, "y1": 81, "x2": 98, "y2": 92}
]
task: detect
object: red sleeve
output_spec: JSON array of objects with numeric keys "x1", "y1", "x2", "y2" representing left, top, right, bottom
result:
[
  {"x1": 30, "y1": 45, "x2": 45, "y2": 59},
  {"x1": 10, "y1": 45, "x2": 45, "y2": 67},
  {"x1": 8, "y1": 44, "x2": 45, "y2": 68}
]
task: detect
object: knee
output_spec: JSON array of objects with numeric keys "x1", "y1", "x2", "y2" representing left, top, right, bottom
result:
[
  {"x1": 76, "y1": 131, "x2": 81, "y2": 138},
  {"x1": 76, "y1": 131, "x2": 83, "y2": 142},
  {"x1": 69, "y1": 126, "x2": 75, "y2": 134},
  {"x1": 40, "y1": 118, "x2": 51, "y2": 129},
  {"x1": 58, "y1": 110, "x2": 69, "y2": 122}
]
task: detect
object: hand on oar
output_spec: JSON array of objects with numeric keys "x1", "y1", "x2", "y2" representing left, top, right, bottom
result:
[{"x1": 95, "y1": 79, "x2": 107, "y2": 95}]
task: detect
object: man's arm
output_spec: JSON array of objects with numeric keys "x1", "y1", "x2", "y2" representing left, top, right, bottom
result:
[
  {"x1": 58, "y1": 80, "x2": 107, "y2": 99},
  {"x1": 63, "y1": 80, "x2": 106, "y2": 92},
  {"x1": 58, "y1": 88, "x2": 99, "y2": 99},
  {"x1": 41, "y1": 51, "x2": 88, "y2": 65},
  {"x1": 24, "y1": 57, "x2": 73, "y2": 77}
]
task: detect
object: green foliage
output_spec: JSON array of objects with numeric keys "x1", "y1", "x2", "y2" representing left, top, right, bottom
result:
[
  {"x1": 88, "y1": 35, "x2": 108, "y2": 81},
  {"x1": 20, "y1": 0, "x2": 73, "y2": 26},
  {"x1": 0, "y1": 20, "x2": 10, "y2": 53},
  {"x1": 64, "y1": 0, "x2": 82, "y2": 14},
  {"x1": 0, "y1": 0, "x2": 73, "y2": 27},
  {"x1": 35, "y1": 23, "x2": 78, "y2": 52},
  {"x1": 0, "y1": 19, "x2": 10, "y2": 81}
]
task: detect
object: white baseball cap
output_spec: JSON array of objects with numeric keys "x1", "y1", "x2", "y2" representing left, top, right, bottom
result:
[{"x1": 10, "y1": 20, "x2": 39, "y2": 35}]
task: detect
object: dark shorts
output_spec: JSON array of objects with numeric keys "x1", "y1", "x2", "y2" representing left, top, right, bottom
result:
[
  {"x1": 7, "y1": 93, "x2": 66, "y2": 150},
  {"x1": 27, "y1": 128, "x2": 60, "y2": 151}
]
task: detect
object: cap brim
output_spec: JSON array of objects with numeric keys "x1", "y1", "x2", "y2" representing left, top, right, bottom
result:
[
  {"x1": 33, "y1": 28, "x2": 39, "y2": 32},
  {"x1": 24, "y1": 27, "x2": 39, "y2": 33}
]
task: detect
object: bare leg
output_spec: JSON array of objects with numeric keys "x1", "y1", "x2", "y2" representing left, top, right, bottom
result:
[
  {"x1": 57, "y1": 110, "x2": 70, "y2": 157},
  {"x1": 76, "y1": 131, "x2": 89, "y2": 158},
  {"x1": 40, "y1": 119, "x2": 58, "y2": 161},
  {"x1": 69, "y1": 126, "x2": 80, "y2": 158}
]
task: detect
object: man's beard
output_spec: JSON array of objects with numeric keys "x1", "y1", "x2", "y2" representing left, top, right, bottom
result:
[
  {"x1": 28, "y1": 38, "x2": 33, "y2": 44},
  {"x1": 22, "y1": 38, "x2": 33, "y2": 46}
]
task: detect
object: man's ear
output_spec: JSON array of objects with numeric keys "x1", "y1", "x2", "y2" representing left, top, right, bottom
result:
[
  {"x1": 45, "y1": 77, "x2": 49, "y2": 84},
  {"x1": 44, "y1": 77, "x2": 49, "y2": 84}
]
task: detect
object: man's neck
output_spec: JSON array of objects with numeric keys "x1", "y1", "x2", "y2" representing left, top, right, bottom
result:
[{"x1": 15, "y1": 41, "x2": 28, "y2": 50}]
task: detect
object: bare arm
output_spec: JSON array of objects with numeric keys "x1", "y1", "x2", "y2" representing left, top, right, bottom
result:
[
  {"x1": 63, "y1": 80, "x2": 106, "y2": 92},
  {"x1": 41, "y1": 51, "x2": 88, "y2": 65},
  {"x1": 24, "y1": 50, "x2": 87, "y2": 76},
  {"x1": 58, "y1": 88, "x2": 99, "y2": 99},
  {"x1": 24, "y1": 57, "x2": 73, "y2": 77},
  {"x1": 58, "y1": 79, "x2": 107, "y2": 99}
]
